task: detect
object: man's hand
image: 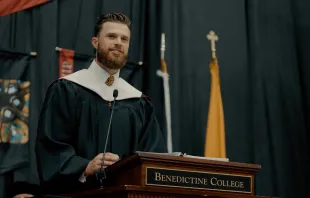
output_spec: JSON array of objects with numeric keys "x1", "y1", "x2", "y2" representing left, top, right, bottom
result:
[
  {"x1": 84, "y1": 152, "x2": 119, "y2": 176},
  {"x1": 13, "y1": 194, "x2": 34, "y2": 198}
]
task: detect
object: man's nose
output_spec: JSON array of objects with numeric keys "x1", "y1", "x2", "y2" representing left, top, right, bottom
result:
[{"x1": 115, "y1": 37, "x2": 122, "y2": 45}]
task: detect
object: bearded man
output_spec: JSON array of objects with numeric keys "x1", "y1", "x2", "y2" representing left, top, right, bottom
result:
[{"x1": 35, "y1": 12, "x2": 167, "y2": 195}]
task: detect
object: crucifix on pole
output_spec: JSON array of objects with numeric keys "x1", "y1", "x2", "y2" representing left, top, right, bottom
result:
[{"x1": 206, "y1": 30, "x2": 219, "y2": 59}]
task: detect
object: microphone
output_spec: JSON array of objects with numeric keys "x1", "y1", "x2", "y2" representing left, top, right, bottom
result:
[
  {"x1": 96, "y1": 89, "x2": 118, "y2": 186},
  {"x1": 103, "y1": 89, "x2": 118, "y2": 154}
]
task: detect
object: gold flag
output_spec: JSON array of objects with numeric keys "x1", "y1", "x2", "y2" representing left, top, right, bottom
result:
[{"x1": 204, "y1": 56, "x2": 226, "y2": 158}]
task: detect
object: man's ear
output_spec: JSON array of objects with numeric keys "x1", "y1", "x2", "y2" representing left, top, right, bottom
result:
[{"x1": 91, "y1": 37, "x2": 98, "y2": 49}]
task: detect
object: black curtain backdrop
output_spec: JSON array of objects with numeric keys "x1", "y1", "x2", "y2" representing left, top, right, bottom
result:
[
  {"x1": 0, "y1": 0, "x2": 309, "y2": 197},
  {"x1": 246, "y1": 0, "x2": 310, "y2": 197}
]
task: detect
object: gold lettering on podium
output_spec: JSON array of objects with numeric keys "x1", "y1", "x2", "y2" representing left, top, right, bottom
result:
[
  {"x1": 210, "y1": 177, "x2": 245, "y2": 189},
  {"x1": 154, "y1": 172, "x2": 208, "y2": 185},
  {"x1": 148, "y1": 167, "x2": 252, "y2": 194},
  {"x1": 157, "y1": 173, "x2": 246, "y2": 189}
]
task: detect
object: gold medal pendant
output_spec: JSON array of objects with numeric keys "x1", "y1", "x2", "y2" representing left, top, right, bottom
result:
[{"x1": 105, "y1": 75, "x2": 114, "y2": 86}]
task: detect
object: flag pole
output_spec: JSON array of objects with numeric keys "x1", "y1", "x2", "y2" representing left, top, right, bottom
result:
[
  {"x1": 156, "y1": 33, "x2": 173, "y2": 153},
  {"x1": 204, "y1": 30, "x2": 227, "y2": 158}
]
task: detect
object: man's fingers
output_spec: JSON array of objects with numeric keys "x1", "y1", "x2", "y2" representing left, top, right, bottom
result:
[
  {"x1": 104, "y1": 152, "x2": 119, "y2": 161},
  {"x1": 103, "y1": 160, "x2": 114, "y2": 166},
  {"x1": 95, "y1": 159, "x2": 115, "y2": 166},
  {"x1": 95, "y1": 165, "x2": 107, "y2": 171},
  {"x1": 13, "y1": 194, "x2": 34, "y2": 198},
  {"x1": 94, "y1": 153, "x2": 119, "y2": 164},
  {"x1": 93, "y1": 153, "x2": 103, "y2": 162}
]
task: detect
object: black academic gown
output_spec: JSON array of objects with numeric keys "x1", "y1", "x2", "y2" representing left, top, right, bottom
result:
[{"x1": 35, "y1": 79, "x2": 167, "y2": 195}]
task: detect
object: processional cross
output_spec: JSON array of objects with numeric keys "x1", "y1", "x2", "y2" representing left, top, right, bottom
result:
[{"x1": 206, "y1": 30, "x2": 219, "y2": 59}]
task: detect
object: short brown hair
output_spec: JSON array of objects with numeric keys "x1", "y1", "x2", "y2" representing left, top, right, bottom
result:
[{"x1": 94, "y1": 13, "x2": 131, "y2": 36}]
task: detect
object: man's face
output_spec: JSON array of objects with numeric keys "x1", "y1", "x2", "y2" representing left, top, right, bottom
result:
[{"x1": 93, "y1": 22, "x2": 130, "y2": 70}]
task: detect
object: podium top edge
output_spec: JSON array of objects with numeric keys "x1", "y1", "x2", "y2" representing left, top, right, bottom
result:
[
  {"x1": 136, "y1": 152, "x2": 261, "y2": 168},
  {"x1": 106, "y1": 152, "x2": 261, "y2": 174}
]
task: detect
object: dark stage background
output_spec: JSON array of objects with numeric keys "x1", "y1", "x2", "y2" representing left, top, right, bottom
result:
[{"x1": 0, "y1": 0, "x2": 309, "y2": 197}]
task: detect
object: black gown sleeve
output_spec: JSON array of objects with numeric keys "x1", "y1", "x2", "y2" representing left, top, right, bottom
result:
[
  {"x1": 137, "y1": 97, "x2": 168, "y2": 153},
  {"x1": 35, "y1": 80, "x2": 90, "y2": 194}
]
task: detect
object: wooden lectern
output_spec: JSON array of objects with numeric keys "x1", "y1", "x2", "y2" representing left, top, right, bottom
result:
[{"x1": 67, "y1": 152, "x2": 275, "y2": 198}]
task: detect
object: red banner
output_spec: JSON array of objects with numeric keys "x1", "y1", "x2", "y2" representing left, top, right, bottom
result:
[
  {"x1": 0, "y1": 0, "x2": 51, "y2": 16},
  {"x1": 58, "y1": 48, "x2": 75, "y2": 78}
]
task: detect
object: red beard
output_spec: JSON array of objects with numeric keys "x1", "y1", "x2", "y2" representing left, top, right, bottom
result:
[{"x1": 97, "y1": 46, "x2": 128, "y2": 70}]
